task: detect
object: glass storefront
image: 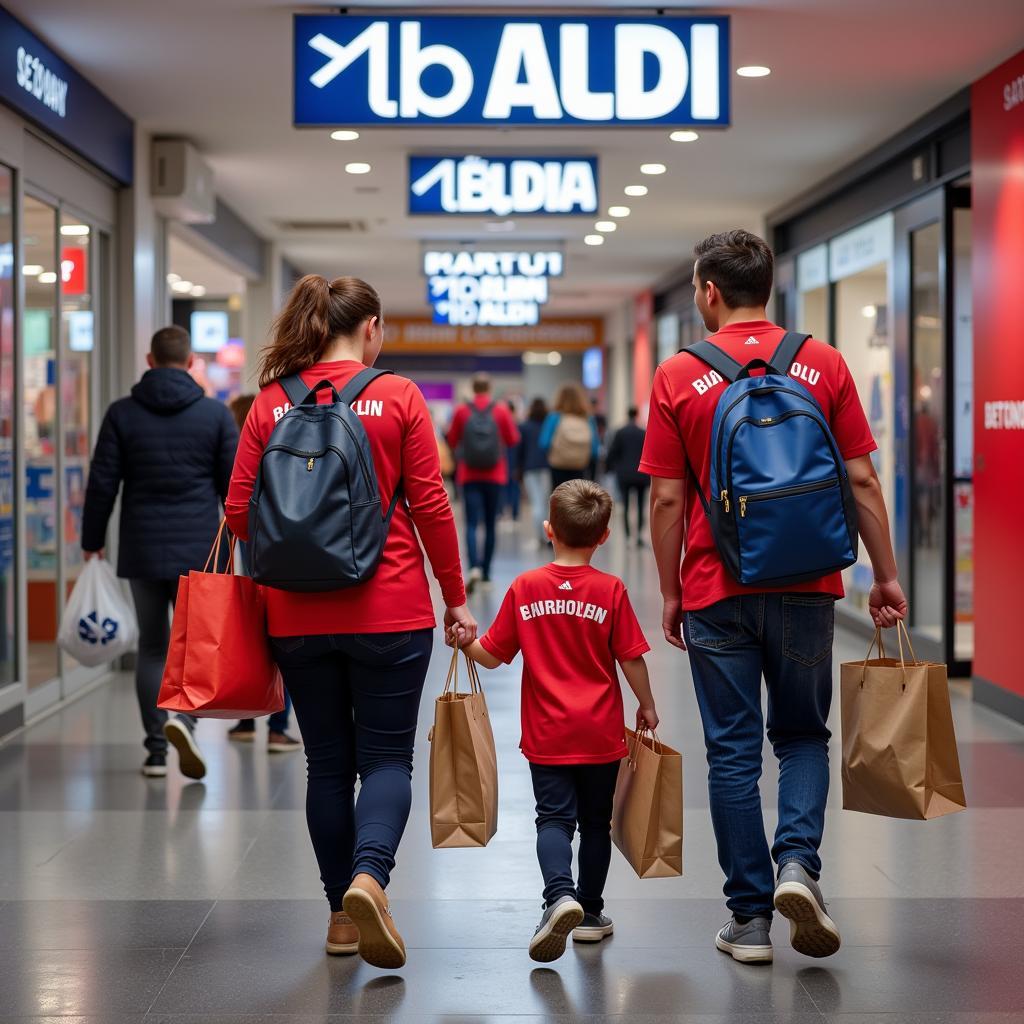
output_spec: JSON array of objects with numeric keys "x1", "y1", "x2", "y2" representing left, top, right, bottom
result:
[
  {"x1": 0, "y1": 165, "x2": 15, "y2": 690},
  {"x1": 796, "y1": 244, "x2": 829, "y2": 342}
]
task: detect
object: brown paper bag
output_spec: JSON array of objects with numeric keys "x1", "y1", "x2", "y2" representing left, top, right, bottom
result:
[
  {"x1": 427, "y1": 647, "x2": 499, "y2": 848},
  {"x1": 840, "y1": 623, "x2": 966, "y2": 820},
  {"x1": 612, "y1": 727, "x2": 683, "y2": 878}
]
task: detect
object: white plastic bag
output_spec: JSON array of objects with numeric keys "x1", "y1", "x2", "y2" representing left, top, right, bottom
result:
[{"x1": 57, "y1": 558, "x2": 138, "y2": 667}]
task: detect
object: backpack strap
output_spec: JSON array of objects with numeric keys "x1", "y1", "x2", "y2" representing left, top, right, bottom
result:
[
  {"x1": 338, "y1": 367, "x2": 394, "y2": 406},
  {"x1": 280, "y1": 373, "x2": 310, "y2": 408},
  {"x1": 767, "y1": 332, "x2": 811, "y2": 376},
  {"x1": 688, "y1": 340, "x2": 743, "y2": 383}
]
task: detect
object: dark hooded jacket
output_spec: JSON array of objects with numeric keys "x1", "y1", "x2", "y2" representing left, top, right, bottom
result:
[{"x1": 81, "y1": 367, "x2": 239, "y2": 579}]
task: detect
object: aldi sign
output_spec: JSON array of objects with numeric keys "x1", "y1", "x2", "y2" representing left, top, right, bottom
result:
[{"x1": 294, "y1": 15, "x2": 730, "y2": 127}]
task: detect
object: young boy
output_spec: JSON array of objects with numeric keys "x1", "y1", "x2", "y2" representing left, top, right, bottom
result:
[{"x1": 449, "y1": 479, "x2": 658, "y2": 963}]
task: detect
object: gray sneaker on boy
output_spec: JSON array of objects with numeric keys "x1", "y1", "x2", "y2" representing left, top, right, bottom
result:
[
  {"x1": 773, "y1": 861, "x2": 841, "y2": 958},
  {"x1": 715, "y1": 916, "x2": 773, "y2": 964},
  {"x1": 572, "y1": 912, "x2": 614, "y2": 943},
  {"x1": 529, "y1": 895, "x2": 584, "y2": 963}
]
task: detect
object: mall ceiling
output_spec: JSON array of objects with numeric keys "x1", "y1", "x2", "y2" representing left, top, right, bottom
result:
[{"x1": 8, "y1": 1, "x2": 1024, "y2": 316}]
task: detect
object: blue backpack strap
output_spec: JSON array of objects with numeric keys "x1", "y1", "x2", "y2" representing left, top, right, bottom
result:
[
  {"x1": 338, "y1": 367, "x2": 393, "y2": 406},
  {"x1": 688, "y1": 340, "x2": 743, "y2": 383},
  {"x1": 279, "y1": 373, "x2": 310, "y2": 408},
  {"x1": 768, "y1": 332, "x2": 811, "y2": 376}
]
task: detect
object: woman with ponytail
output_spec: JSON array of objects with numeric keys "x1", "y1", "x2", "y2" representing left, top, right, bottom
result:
[{"x1": 226, "y1": 275, "x2": 475, "y2": 969}]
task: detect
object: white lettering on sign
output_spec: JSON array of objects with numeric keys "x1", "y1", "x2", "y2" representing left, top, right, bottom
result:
[
  {"x1": 308, "y1": 21, "x2": 719, "y2": 123},
  {"x1": 1004, "y1": 74, "x2": 1024, "y2": 113},
  {"x1": 984, "y1": 400, "x2": 1024, "y2": 429},
  {"x1": 15, "y1": 46, "x2": 68, "y2": 118}
]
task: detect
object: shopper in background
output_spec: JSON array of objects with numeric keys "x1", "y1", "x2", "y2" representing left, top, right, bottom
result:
[
  {"x1": 504, "y1": 399, "x2": 523, "y2": 522},
  {"x1": 590, "y1": 396, "x2": 609, "y2": 482},
  {"x1": 541, "y1": 383, "x2": 600, "y2": 489},
  {"x1": 446, "y1": 374, "x2": 520, "y2": 592},
  {"x1": 226, "y1": 393, "x2": 301, "y2": 753},
  {"x1": 519, "y1": 397, "x2": 550, "y2": 548},
  {"x1": 81, "y1": 325, "x2": 238, "y2": 780},
  {"x1": 607, "y1": 407, "x2": 649, "y2": 546}
]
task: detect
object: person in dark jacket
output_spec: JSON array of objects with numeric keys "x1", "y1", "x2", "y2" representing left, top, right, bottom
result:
[
  {"x1": 81, "y1": 325, "x2": 238, "y2": 780},
  {"x1": 518, "y1": 397, "x2": 550, "y2": 547},
  {"x1": 607, "y1": 407, "x2": 649, "y2": 545}
]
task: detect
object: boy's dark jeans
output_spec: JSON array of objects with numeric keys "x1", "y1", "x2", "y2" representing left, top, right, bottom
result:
[
  {"x1": 530, "y1": 760, "x2": 621, "y2": 914},
  {"x1": 684, "y1": 593, "x2": 835, "y2": 920}
]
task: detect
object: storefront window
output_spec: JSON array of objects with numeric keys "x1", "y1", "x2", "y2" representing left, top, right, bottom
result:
[
  {"x1": 952, "y1": 207, "x2": 973, "y2": 661},
  {"x1": 830, "y1": 214, "x2": 894, "y2": 615},
  {"x1": 0, "y1": 166, "x2": 15, "y2": 688},
  {"x1": 797, "y1": 244, "x2": 829, "y2": 341}
]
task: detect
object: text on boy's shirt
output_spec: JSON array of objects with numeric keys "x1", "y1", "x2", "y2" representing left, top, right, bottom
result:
[{"x1": 520, "y1": 599, "x2": 608, "y2": 624}]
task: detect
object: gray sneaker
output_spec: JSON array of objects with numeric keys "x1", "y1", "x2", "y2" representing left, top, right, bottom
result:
[
  {"x1": 774, "y1": 862, "x2": 841, "y2": 958},
  {"x1": 572, "y1": 912, "x2": 614, "y2": 943},
  {"x1": 529, "y1": 895, "x2": 584, "y2": 963},
  {"x1": 715, "y1": 916, "x2": 773, "y2": 964}
]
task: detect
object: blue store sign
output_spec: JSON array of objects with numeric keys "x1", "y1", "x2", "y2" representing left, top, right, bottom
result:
[
  {"x1": 294, "y1": 15, "x2": 729, "y2": 127},
  {"x1": 0, "y1": 6, "x2": 133, "y2": 183},
  {"x1": 410, "y1": 156, "x2": 599, "y2": 216}
]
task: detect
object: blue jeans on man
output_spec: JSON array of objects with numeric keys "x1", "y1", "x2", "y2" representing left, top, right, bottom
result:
[
  {"x1": 463, "y1": 481, "x2": 503, "y2": 580},
  {"x1": 684, "y1": 593, "x2": 834, "y2": 920}
]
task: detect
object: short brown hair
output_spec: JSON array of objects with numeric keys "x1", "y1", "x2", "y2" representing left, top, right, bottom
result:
[
  {"x1": 694, "y1": 229, "x2": 774, "y2": 309},
  {"x1": 150, "y1": 325, "x2": 191, "y2": 366},
  {"x1": 549, "y1": 479, "x2": 613, "y2": 548},
  {"x1": 553, "y1": 382, "x2": 589, "y2": 417},
  {"x1": 471, "y1": 373, "x2": 491, "y2": 394}
]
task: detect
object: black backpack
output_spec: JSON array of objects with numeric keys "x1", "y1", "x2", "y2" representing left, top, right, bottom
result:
[
  {"x1": 248, "y1": 369, "x2": 400, "y2": 592},
  {"x1": 461, "y1": 402, "x2": 502, "y2": 469}
]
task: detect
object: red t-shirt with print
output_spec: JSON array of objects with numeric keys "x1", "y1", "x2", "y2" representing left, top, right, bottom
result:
[
  {"x1": 638, "y1": 321, "x2": 877, "y2": 611},
  {"x1": 446, "y1": 395, "x2": 520, "y2": 485},
  {"x1": 479, "y1": 563, "x2": 650, "y2": 765}
]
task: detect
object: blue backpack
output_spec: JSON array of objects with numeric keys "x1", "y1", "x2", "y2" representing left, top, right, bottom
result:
[{"x1": 689, "y1": 332, "x2": 859, "y2": 587}]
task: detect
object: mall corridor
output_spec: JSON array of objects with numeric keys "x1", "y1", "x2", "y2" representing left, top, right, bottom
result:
[{"x1": 1, "y1": 529, "x2": 1022, "y2": 1020}]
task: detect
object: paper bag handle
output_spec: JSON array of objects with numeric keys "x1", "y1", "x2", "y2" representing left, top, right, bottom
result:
[
  {"x1": 627, "y1": 724, "x2": 663, "y2": 767},
  {"x1": 442, "y1": 643, "x2": 482, "y2": 697},
  {"x1": 861, "y1": 621, "x2": 917, "y2": 690},
  {"x1": 202, "y1": 520, "x2": 237, "y2": 574}
]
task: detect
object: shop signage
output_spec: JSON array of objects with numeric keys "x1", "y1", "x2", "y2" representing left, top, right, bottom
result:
[
  {"x1": 424, "y1": 249, "x2": 563, "y2": 327},
  {"x1": 797, "y1": 245, "x2": 828, "y2": 293},
  {"x1": 60, "y1": 247, "x2": 86, "y2": 295},
  {"x1": 410, "y1": 155, "x2": 598, "y2": 216},
  {"x1": 384, "y1": 316, "x2": 601, "y2": 353},
  {"x1": 294, "y1": 14, "x2": 730, "y2": 127},
  {"x1": 0, "y1": 7, "x2": 133, "y2": 183},
  {"x1": 829, "y1": 214, "x2": 893, "y2": 282}
]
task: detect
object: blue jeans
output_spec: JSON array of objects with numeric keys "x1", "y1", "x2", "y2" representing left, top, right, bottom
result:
[
  {"x1": 685, "y1": 593, "x2": 834, "y2": 920},
  {"x1": 463, "y1": 481, "x2": 502, "y2": 578},
  {"x1": 270, "y1": 629, "x2": 432, "y2": 910}
]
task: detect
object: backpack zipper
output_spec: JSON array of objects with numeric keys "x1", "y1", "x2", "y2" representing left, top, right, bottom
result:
[
  {"x1": 738, "y1": 477, "x2": 839, "y2": 517},
  {"x1": 262, "y1": 442, "x2": 374, "y2": 494}
]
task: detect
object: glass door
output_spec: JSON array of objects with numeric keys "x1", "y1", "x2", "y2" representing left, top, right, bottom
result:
[{"x1": 0, "y1": 165, "x2": 15, "y2": 695}]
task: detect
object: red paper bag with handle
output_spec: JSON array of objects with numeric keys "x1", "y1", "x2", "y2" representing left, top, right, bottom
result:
[{"x1": 158, "y1": 522, "x2": 283, "y2": 719}]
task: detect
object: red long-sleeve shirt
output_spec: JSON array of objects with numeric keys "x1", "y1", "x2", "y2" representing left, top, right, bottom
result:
[{"x1": 226, "y1": 360, "x2": 465, "y2": 637}]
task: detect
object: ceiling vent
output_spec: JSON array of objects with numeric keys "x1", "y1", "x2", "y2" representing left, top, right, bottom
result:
[
  {"x1": 276, "y1": 219, "x2": 369, "y2": 233},
  {"x1": 151, "y1": 139, "x2": 215, "y2": 224}
]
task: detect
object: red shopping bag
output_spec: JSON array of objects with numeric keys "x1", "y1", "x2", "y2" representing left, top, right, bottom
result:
[{"x1": 157, "y1": 522, "x2": 283, "y2": 719}]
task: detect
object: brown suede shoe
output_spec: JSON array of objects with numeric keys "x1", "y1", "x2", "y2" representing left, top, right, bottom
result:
[
  {"x1": 326, "y1": 911, "x2": 359, "y2": 956},
  {"x1": 342, "y1": 873, "x2": 406, "y2": 969}
]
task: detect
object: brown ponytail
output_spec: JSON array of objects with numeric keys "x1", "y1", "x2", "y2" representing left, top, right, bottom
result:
[{"x1": 258, "y1": 274, "x2": 382, "y2": 387}]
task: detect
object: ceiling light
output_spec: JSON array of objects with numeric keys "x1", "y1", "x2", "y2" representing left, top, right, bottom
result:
[
  {"x1": 737, "y1": 65, "x2": 771, "y2": 77},
  {"x1": 861, "y1": 304, "x2": 877, "y2": 319},
  {"x1": 608, "y1": 206, "x2": 630, "y2": 218},
  {"x1": 38, "y1": 271, "x2": 57, "y2": 284},
  {"x1": 345, "y1": 162, "x2": 372, "y2": 175},
  {"x1": 171, "y1": 279, "x2": 194, "y2": 293},
  {"x1": 166, "y1": 272, "x2": 181, "y2": 284},
  {"x1": 584, "y1": 234, "x2": 604, "y2": 246},
  {"x1": 641, "y1": 163, "x2": 666, "y2": 175},
  {"x1": 330, "y1": 129, "x2": 360, "y2": 141},
  {"x1": 22, "y1": 264, "x2": 43, "y2": 276},
  {"x1": 595, "y1": 221, "x2": 616, "y2": 232},
  {"x1": 670, "y1": 130, "x2": 699, "y2": 142},
  {"x1": 190, "y1": 285, "x2": 207, "y2": 297},
  {"x1": 624, "y1": 184, "x2": 648, "y2": 197},
  {"x1": 60, "y1": 224, "x2": 90, "y2": 236},
  {"x1": 547, "y1": 351, "x2": 562, "y2": 366}
]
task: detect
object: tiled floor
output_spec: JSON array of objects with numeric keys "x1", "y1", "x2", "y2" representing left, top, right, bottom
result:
[{"x1": 2, "y1": 523, "x2": 1023, "y2": 1022}]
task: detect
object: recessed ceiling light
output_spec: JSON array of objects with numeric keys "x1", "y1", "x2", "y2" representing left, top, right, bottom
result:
[
  {"x1": 737, "y1": 65, "x2": 771, "y2": 77},
  {"x1": 608, "y1": 206, "x2": 630, "y2": 218},
  {"x1": 60, "y1": 224, "x2": 90, "y2": 236},
  {"x1": 190, "y1": 285, "x2": 207, "y2": 298},
  {"x1": 641, "y1": 163, "x2": 666, "y2": 175},
  {"x1": 166, "y1": 272, "x2": 181, "y2": 284},
  {"x1": 547, "y1": 351, "x2": 562, "y2": 366},
  {"x1": 595, "y1": 221, "x2": 616, "y2": 232},
  {"x1": 38, "y1": 271, "x2": 57, "y2": 284},
  {"x1": 22, "y1": 264, "x2": 43, "y2": 276},
  {"x1": 345, "y1": 162, "x2": 372, "y2": 175},
  {"x1": 669, "y1": 130, "x2": 699, "y2": 142},
  {"x1": 171, "y1": 279, "x2": 194, "y2": 293},
  {"x1": 584, "y1": 234, "x2": 604, "y2": 246},
  {"x1": 330, "y1": 129, "x2": 360, "y2": 141},
  {"x1": 624, "y1": 185, "x2": 648, "y2": 197}
]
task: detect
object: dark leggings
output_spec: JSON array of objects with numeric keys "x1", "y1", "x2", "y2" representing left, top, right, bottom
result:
[
  {"x1": 530, "y1": 760, "x2": 622, "y2": 915},
  {"x1": 272, "y1": 629, "x2": 433, "y2": 911}
]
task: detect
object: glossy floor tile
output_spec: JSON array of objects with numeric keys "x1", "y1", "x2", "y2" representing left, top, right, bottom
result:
[{"x1": 1, "y1": 527, "x2": 1022, "y2": 1020}]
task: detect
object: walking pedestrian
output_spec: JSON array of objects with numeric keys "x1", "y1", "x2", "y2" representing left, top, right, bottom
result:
[
  {"x1": 519, "y1": 397, "x2": 551, "y2": 548},
  {"x1": 226, "y1": 274, "x2": 476, "y2": 969},
  {"x1": 81, "y1": 325, "x2": 239, "y2": 780},
  {"x1": 641, "y1": 230, "x2": 907, "y2": 964},
  {"x1": 541, "y1": 383, "x2": 599, "y2": 489},
  {"x1": 504, "y1": 399, "x2": 523, "y2": 522},
  {"x1": 445, "y1": 374, "x2": 520, "y2": 592},
  {"x1": 607, "y1": 407, "x2": 649, "y2": 545}
]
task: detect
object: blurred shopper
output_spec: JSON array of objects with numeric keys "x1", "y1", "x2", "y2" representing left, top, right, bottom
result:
[
  {"x1": 81, "y1": 326, "x2": 238, "y2": 780},
  {"x1": 446, "y1": 374, "x2": 519, "y2": 592},
  {"x1": 450, "y1": 480, "x2": 657, "y2": 963},
  {"x1": 519, "y1": 397, "x2": 550, "y2": 547},
  {"x1": 225, "y1": 393, "x2": 300, "y2": 753},
  {"x1": 504, "y1": 399, "x2": 523, "y2": 522},
  {"x1": 590, "y1": 396, "x2": 609, "y2": 481},
  {"x1": 541, "y1": 383, "x2": 600, "y2": 489},
  {"x1": 607, "y1": 407, "x2": 649, "y2": 545},
  {"x1": 226, "y1": 275, "x2": 475, "y2": 968},
  {"x1": 642, "y1": 230, "x2": 907, "y2": 965}
]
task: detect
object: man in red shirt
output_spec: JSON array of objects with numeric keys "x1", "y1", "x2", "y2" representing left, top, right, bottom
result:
[
  {"x1": 446, "y1": 374, "x2": 520, "y2": 592},
  {"x1": 641, "y1": 230, "x2": 908, "y2": 965},
  {"x1": 452, "y1": 480, "x2": 657, "y2": 963}
]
